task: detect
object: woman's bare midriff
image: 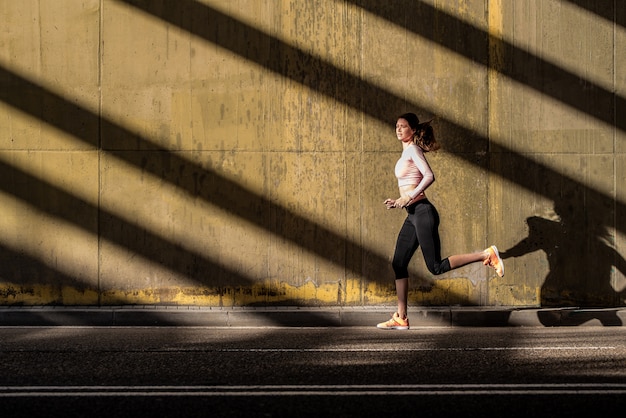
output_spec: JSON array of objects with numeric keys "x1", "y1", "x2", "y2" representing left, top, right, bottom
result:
[{"x1": 399, "y1": 184, "x2": 426, "y2": 205}]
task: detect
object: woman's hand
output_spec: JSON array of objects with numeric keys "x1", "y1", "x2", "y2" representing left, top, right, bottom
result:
[
  {"x1": 384, "y1": 196, "x2": 411, "y2": 209},
  {"x1": 384, "y1": 198, "x2": 396, "y2": 209}
]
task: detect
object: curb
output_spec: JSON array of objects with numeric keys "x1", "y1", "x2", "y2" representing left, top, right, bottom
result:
[{"x1": 0, "y1": 306, "x2": 625, "y2": 327}]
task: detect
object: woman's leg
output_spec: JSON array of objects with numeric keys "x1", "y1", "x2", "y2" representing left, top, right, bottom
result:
[
  {"x1": 413, "y1": 202, "x2": 450, "y2": 275},
  {"x1": 449, "y1": 247, "x2": 504, "y2": 276},
  {"x1": 395, "y1": 278, "x2": 408, "y2": 319},
  {"x1": 378, "y1": 217, "x2": 415, "y2": 328},
  {"x1": 391, "y1": 217, "x2": 418, "y2": 319},
  {"x1": 415, "y1": 201, "x2": 503, "y2": 276},
  {"x1": 448, "y1": 250, "x2": 489, "y2": 269}
]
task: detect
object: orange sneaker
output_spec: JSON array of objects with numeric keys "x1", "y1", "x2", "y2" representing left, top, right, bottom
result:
[
  {"x1": 376, "y1": 312, "x2": 409, "y2": 330},
  {"x1": 484, "y1": 245, "x2": 504, "y2": 277}
]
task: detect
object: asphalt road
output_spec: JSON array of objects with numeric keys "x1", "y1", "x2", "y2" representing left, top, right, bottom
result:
[{"x1": 1, "y1": 326, "x2": 625, "y2": 417}]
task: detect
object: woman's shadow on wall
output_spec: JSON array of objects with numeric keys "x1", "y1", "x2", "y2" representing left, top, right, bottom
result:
[{"x1": 499, "y1": 187, "x2": 626, "y2": 326}]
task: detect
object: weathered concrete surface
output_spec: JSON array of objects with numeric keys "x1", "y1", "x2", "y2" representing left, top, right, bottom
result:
[{"x1": 0, "y1": 1, "x2": 624, "y2": 308}]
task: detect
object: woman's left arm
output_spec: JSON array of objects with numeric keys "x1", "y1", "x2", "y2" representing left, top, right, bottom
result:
[
  {"x1": 407, "y1": 146, "x2": 435, "y2": 199},
  {"x1": 395, "y1": 147, "x2": 434, "y2": 208}
]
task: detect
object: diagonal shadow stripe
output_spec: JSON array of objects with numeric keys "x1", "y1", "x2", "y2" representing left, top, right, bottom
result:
[
  {"x1": 348, "y1": 0, "x2": 620, "y2": 132},
  {"x1": 0, "y1": 242, "x2": 91, "y2": 290},
  {"x1": 565, "y1": 0, "x2": 624, "y2": 27}
]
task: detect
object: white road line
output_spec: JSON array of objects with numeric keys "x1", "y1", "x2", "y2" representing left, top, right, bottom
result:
[
  {"x1": 212, "y1": 346, "x2": 616, "y2": 352},
  {"x1": 2, "y1": 384, "x2": 626, "y2": 397}
]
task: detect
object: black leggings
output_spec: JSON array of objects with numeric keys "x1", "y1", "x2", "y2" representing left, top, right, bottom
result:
[{"x1": 392, "y1": 199, "x2": 451, "y2": 278}]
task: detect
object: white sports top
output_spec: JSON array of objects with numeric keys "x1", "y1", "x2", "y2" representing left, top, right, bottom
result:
[{"x1": 394, "y1": 143, "x2": 435, "y2": 199}]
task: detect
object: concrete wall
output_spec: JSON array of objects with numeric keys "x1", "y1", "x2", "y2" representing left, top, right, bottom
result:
[{"x1": 0, "y1": 0, "x2": 624, "y2": 308}]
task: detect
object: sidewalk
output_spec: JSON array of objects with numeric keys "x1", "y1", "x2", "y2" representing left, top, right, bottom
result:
[{"x1": 0, "y1": 305, "x2": 625, "y2": 327}]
